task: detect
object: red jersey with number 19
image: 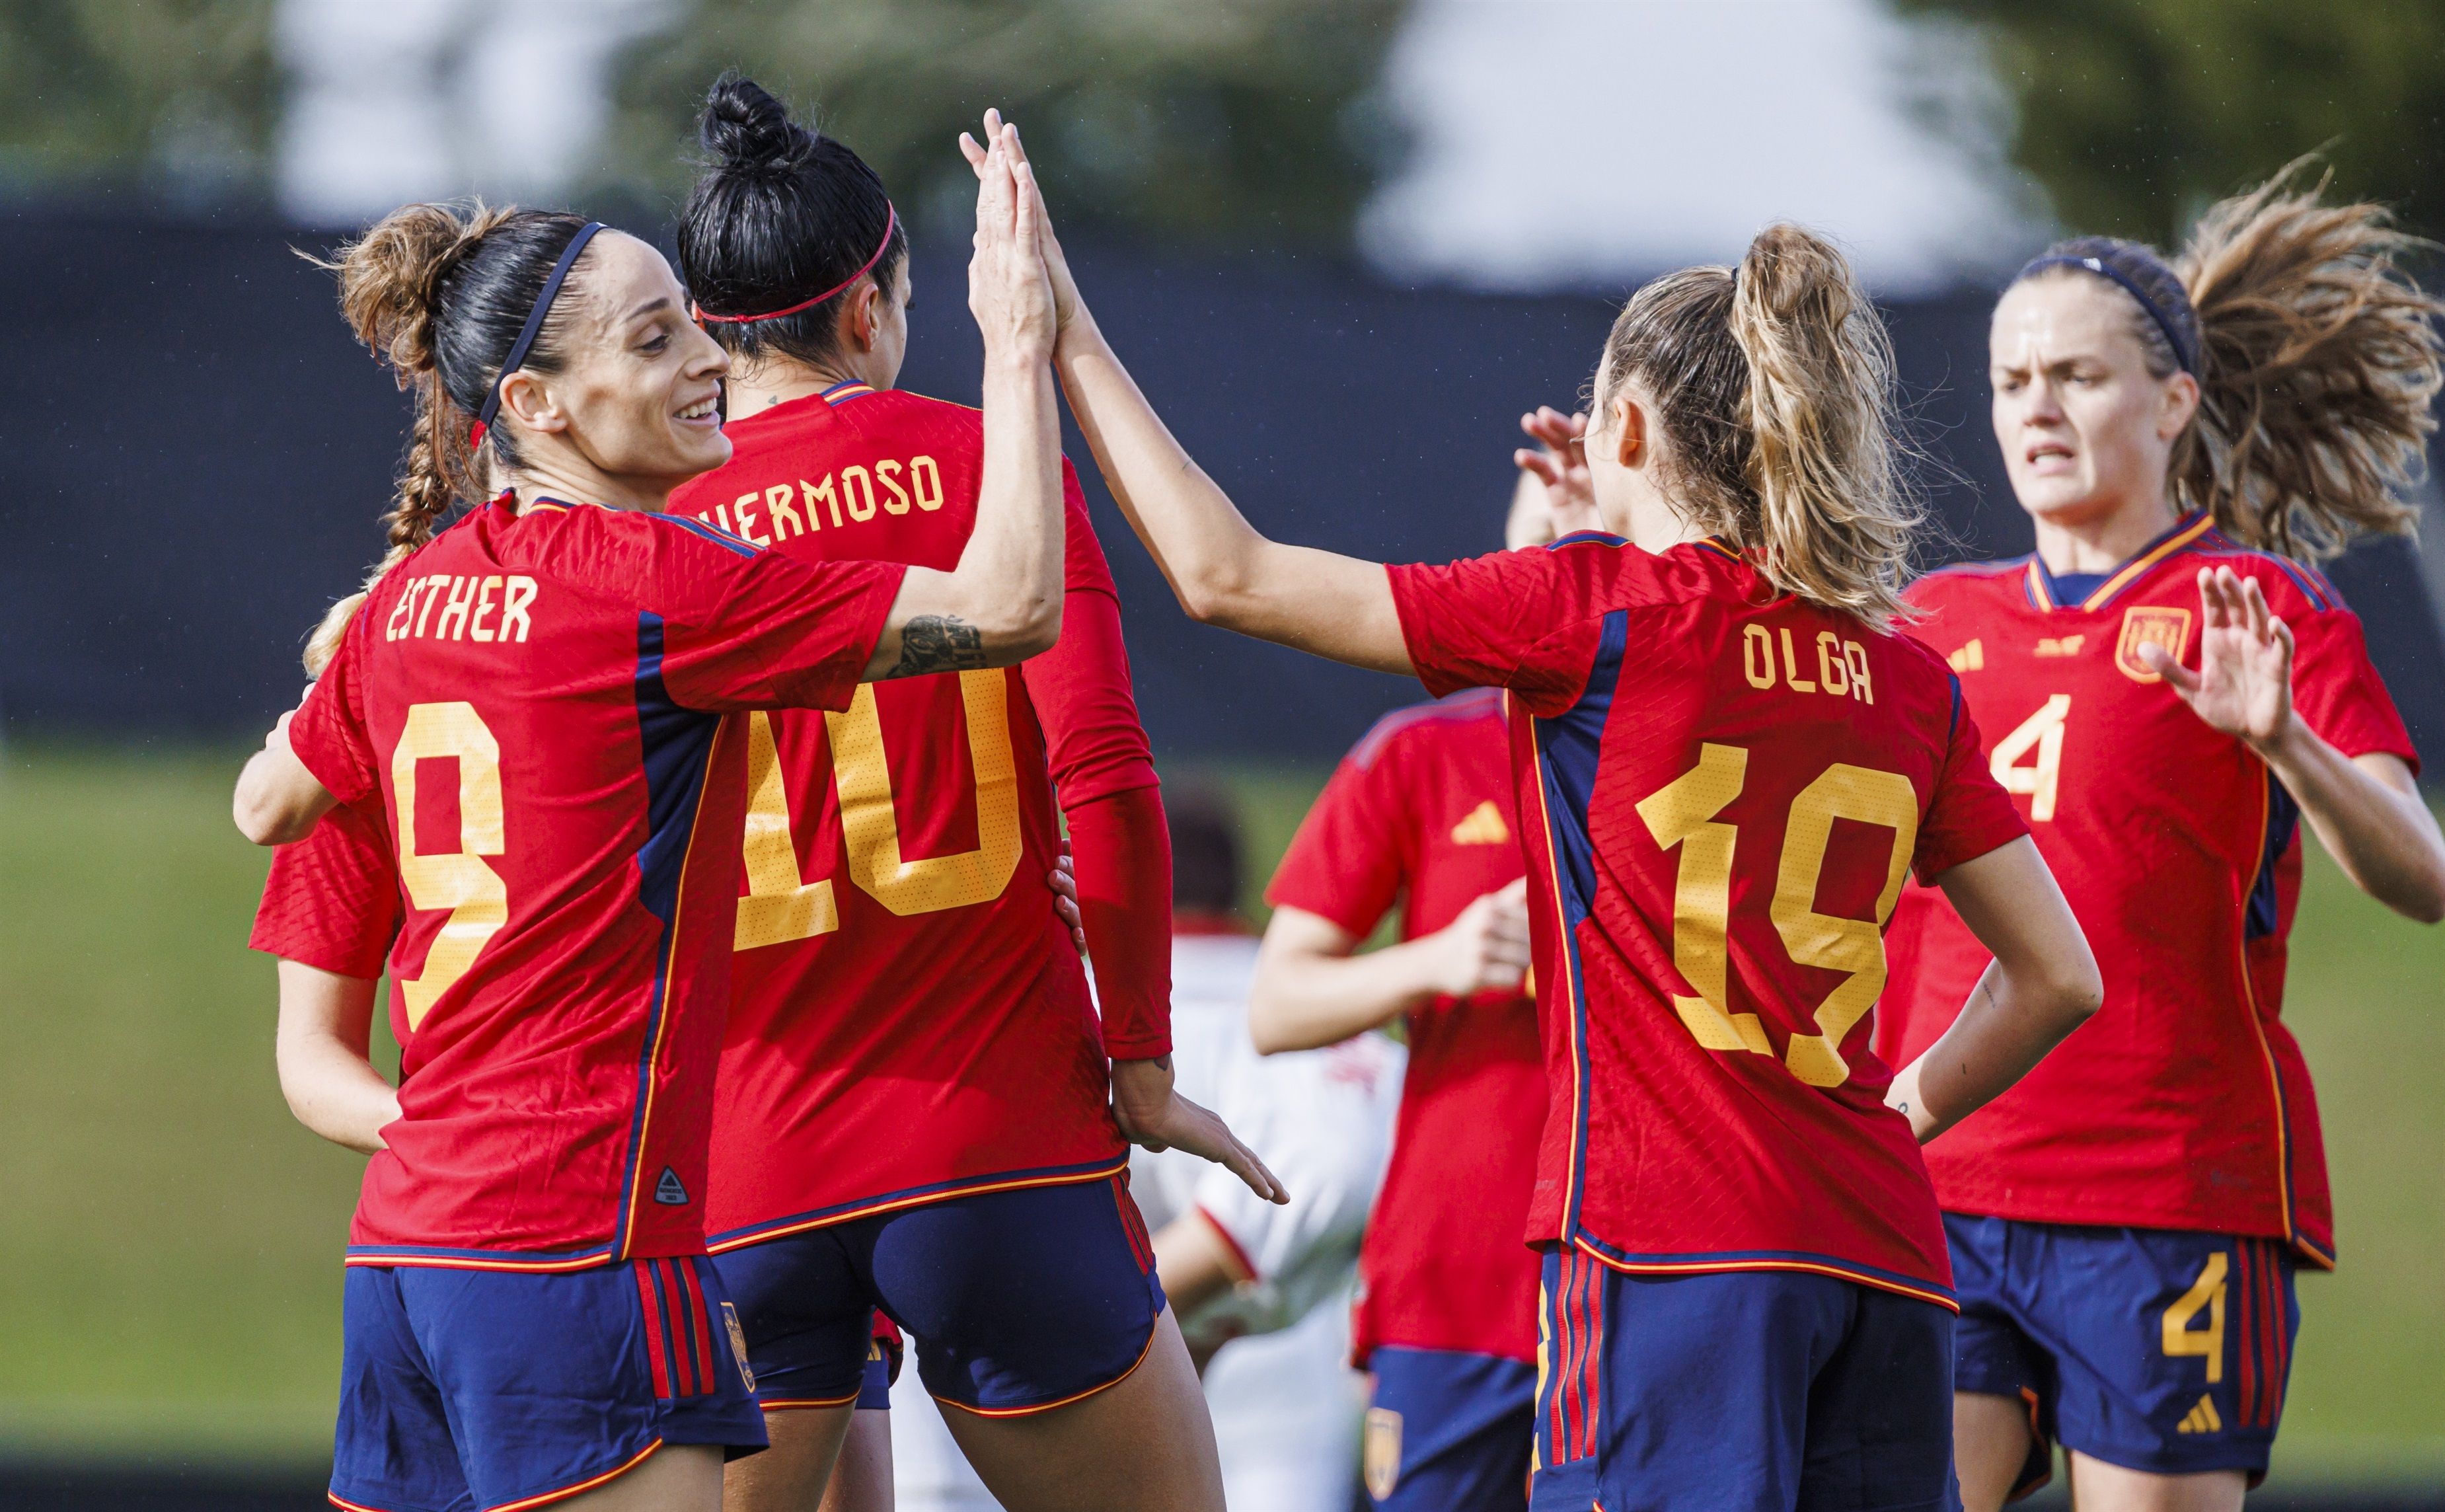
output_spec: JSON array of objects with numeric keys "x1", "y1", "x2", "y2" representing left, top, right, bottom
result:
[
  {"x1": 1876, "y1": 514, "x2": 2418, "y2": 1266},
  {"x1": 1387, "y1": 534, "x2": 2027, "y2": 1304},
  {"x1": 285, "y1": 494, "x2": 903, "y2": 1269},
  {"x1": 669, "y1": 383, "x2": 1162, "y2": 1250}
]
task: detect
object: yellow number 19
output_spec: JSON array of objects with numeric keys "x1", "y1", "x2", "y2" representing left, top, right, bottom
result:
[{"x1": 1636, "y1": 743, "x2": 1918, "y2": 1088}]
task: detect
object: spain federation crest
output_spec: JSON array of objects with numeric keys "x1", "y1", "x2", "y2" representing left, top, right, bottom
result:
[
  {"x1": 721, "y1": 1301, "x2": 757, "y2": 1391},
  {"x1": 2115, "y1": 606, "x2": 2193, "y2": 683},
  {"x1": 1364, "y1": 1406, "x2": 1404, "y2": 1500}
]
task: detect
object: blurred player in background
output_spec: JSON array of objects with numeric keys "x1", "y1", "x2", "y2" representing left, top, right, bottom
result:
[
  {"x1": 1251, "y1": 456, "x2": 1595, "y2": 1512},
  {"x1": 998, "y1": 114, "x2": 2105, "y2": 1508},
  {"x1": 1878, "y1": 167, "x2": 2445, "y2": 1512},
  {"x1": 233, "y1": 121, "x2": 1065, "y2": 1512},
  {"x1": 667, "y1": 78, "x2": 1275, "y2": 1512}
]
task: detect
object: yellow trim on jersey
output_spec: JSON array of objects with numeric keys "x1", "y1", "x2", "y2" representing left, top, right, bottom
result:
[
  {"x1": 704, "y1": 1158, "x2": 1132, "y2": 1255},
  {"x1": 1571, "y1": 1237, "x2": 1960, "y2": 1314},
  {"x1": 2078, "y1": 514, "x2": 2215, "y2": 610}
]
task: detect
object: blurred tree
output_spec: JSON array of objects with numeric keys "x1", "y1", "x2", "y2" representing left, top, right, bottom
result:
[
  {"x1": 0, "y1": 0, "x2": 275, "y2": 197},
  {"x1": 1900, "y1": 0, "x2": 2445, "y2": 246},
  {"x1": 604, "y1": 0, "x2": 1410, "y2": 246}
]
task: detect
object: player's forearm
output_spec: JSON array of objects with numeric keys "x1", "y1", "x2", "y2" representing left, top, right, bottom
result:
[
  {"x1": 2257, "y1": 719, "x2": 2445, "y2": 923},
  {"x1": 1067, "y1": 785, "x2": 1173, "y2": 1058},
  {"x1": 274, "y1": 961, "x2": 397, "y2": 1156},
  {"x1": 234, "y1": 743, "x2": 336, "y2": 846},
  {"x1": 963, "y1": 352, "x2": 1066, "y2": 651},
  {"x1": 1248, "y1": 937, "x2": 1435, "y2": 1054}
]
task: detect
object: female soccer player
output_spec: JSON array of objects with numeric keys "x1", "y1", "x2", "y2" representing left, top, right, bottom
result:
[
  {"x1": 1876, "y1": 169, "x2": 2445, "y2": 1512},
  {"x1": 1248, "y1": 459, "x2": 1593, "y2": 1512},
  {"x1": 662, "y1": 77, "x2": 1275, "y2": 1512},
  {"x1": 232, "y1": 121, "x2": 1068, "y2": 1512},
  {"x1": 978, "y1": 124, "x2": 2105, "y2": 1510}
]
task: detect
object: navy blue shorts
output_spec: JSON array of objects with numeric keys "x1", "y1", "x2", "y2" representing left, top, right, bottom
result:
[
  {"x1": 330, "y1": 1257, "x2": 765, "y2": 1512},
  {"x1": 713, "y1": 1172, "x2": 1166, "y2": 1416},
  {"x1": 1530, "y1": 1246, "x2": 1959, "y2": 1512},
  {"x1": 855, "y1": 1328, "x2": 901, "y2": 1411},
  {"x1": 1363, "y1": 1345, "x2": 1535, "y2": 1511},
  {"x1": 1948, "y1": 1214, "x2": 2298, "y2": 1493}
]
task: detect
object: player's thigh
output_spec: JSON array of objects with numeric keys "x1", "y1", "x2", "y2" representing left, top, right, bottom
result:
[
  {"x1": 2067, "y1": 1455, "x2": 2247, "y2": 1512},
  {"x1": 723, "y1": 1405, "x2": 856, "y2": 1512},
  {"x1": 816, "y1": 1408, "x2": 894, "y2": 1512},
  {"x1": 936, "y1": 1306, "x2": 1223, "y2": 1512},
  {"x1": 1363, "y1": 1345, "x2": 1534, "y2": 1512},
  {"x1": 1953, "y1": 1392, "x2": 2039, "y2": 1512},
  {"x1": 560, "y1": 1442, "x2": 724, "y2": 1512},
  {"x1": 875, "y1": 1173, "x2": 1167, "y2": 1414}
]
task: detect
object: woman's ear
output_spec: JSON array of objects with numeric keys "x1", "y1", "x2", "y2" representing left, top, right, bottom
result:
[
  {"x1": 2157, "y1": 370, "x2": 2201, "y2": 442},
  {"x1": 496, "y1": 369, "x2": 568, "y2": 437},
  {"x1": 1611, "y1": 392, "x2": 1648, "y2": 469},
  {"x1": 845, "y1": 280, "x2": 882, "y2": 353}
]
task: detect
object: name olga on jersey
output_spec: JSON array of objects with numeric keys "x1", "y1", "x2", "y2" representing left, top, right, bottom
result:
[
  {"x1": 1739, "y1": 623, "x2": 1876, "y2": 703},
  {"x1": 385, "y1": 574, "x2": 540, "y2": 644},
  {"x1": 690, "y1": 454, "x2": 947, "y2": 546}
]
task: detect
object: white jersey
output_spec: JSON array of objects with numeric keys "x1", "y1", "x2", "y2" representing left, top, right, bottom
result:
[{"x1": 889, "y1": 931, "x2": 1405, "y2": 1512}]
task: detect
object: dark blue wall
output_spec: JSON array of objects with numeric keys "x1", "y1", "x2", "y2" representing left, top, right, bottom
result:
[{"x1": 2, "y1": 209, "x2": 2438, "y2": 769}]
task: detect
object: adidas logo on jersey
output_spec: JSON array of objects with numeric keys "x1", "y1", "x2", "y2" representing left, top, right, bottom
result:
[
  {"x1": 2176, "y1": 1394, "x2": 2223, "y2": 1434},
  {"x1": 654, "y1": 1167, "x2": 691, "y2": 1206},
  {"x1": 1451, "y1": 801, "x2": 1510, "y2": 845},
  {"x1": 2035, "y1": 634, "x2": 2086, "y2": 657},
  {"x1": 1948, "y1": 639, "x2": 1984, "y2": 672}
]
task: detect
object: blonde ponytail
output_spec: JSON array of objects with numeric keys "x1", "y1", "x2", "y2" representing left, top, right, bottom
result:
[{"x1": 1596, "y1": 223, "x2": 1919, "y2": 629}]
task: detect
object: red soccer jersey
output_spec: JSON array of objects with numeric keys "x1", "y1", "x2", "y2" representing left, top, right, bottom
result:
[
  {"x1": 285, "y1": 494, "x2": 903, "y2": 1267},
  {"x1": 1267, "y1": 689, "x2": 1544, "y2": 1365},
  {"x1": 1875, "y1": 513, "x2": 2417, "y2": 1266},
  {"x1": 1388, "y1": 533, "x2": 2027, "y2": 1306},
  {"x1": 250, "y1": 801, "x2": 402, "y2": 982},
  {"x1": 669, "y1": 383, "x2": 1163, "y2": 1250}
]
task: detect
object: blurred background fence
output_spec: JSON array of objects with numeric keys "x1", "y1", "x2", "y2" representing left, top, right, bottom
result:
[{"x1": 3, "y1": 1, "x2": 2444, "y2": 1505}]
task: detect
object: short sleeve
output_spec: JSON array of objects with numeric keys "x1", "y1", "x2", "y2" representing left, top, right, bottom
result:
[
  {"x1": 650, "y1": 519, "x2": 907, "y2": 714},
  {"x1": 1265, "y1": 736, "x2": 1414, "y2": 940},
  {"x1": 1912, "y1": 680, "x2": 2029, "y2": 883},
  {"x1": 1386, "y1": 548, "x2": 1599, "y2": 716},
  {"x1": 286, "y1": 615, "x2": 379, "y2": 808},
  {"x1": 250, "y1": 803, "x2": 402, "y2": 978},
  {"x1": 2290, "y1": 606, "x2": 2419, "y2": 773}
]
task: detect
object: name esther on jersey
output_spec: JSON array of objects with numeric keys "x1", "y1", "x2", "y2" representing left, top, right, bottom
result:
[{"x1": 385, "y1": 574, "x2": 539, "y2": 644}]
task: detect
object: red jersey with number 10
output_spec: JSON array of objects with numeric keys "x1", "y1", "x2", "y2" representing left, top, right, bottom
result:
[
  {"x1": 1388, "y1": 534, "x2": 2027, "y2": 1305},
  {"x1": 285, "y1": 495, "x2": 903, "y2": 1268},
  {"x1": 669, "y1": 384, "x2": 1159, "y2": 1250},
  {"x1": 1876, "y1": 514, "x2": 2417, "y2": 1265}
]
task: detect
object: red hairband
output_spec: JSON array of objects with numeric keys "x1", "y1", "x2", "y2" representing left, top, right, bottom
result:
[{"x1": 693, "y1": 204, "x2": 897, "y2": 325}]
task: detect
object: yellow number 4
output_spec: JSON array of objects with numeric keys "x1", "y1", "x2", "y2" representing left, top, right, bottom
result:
[
  {"x1": 1989, "y1": 694, "x2": 2070, "y2": 822},
  {"x1": 2163, "y1": 1252, "x2": 2228, "y2": 1383}
]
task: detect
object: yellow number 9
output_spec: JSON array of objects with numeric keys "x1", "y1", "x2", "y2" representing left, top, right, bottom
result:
[{"x1": 391, "y1": 702, "x2": 509, "y2": 1029}]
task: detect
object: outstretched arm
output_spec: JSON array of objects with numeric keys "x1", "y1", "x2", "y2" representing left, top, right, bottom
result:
[
  {"x1": 2140, "y1": 566, "x2": 2445, "y2": 923},
  {"x1": 858, "y1": 117, "x2": 1065, "y2": 680},
  {"x1": 1887, "y1": 837, "x2": 2101, "y2": 1142},
  {"x1": 1249, "y1": 884, "x2": 1529, "y2": 1054},
  {"x1": 961, "y1": 117, "x2": 1413, "y2": 676}
]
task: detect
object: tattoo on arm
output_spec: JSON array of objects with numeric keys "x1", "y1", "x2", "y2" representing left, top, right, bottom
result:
[{"x1": 883, "y1": 615, "x2": 988, "y2": 679}]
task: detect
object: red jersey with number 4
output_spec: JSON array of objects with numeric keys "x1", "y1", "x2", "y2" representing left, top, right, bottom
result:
[
  {"x1": 668, "y1": 383, "x2": 1160, "y2": 1250},
  {"x1": 285, "y1": 495, "x2": 903, "y2": 1268},
  {"x1": 1875, "y1": 513, "x2": 2416, "y2": 1266},
  {"x1": 1267, "y1": 689, "x2": 1544, "y2": 1365},
  {"x1": 1388, "y1": 534, "x2": 2027, "y2": 1306}
]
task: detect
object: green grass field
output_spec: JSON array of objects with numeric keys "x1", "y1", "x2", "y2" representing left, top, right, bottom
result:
[{"x1": 2, "y1": 747, "x2": 2440, "y2": 1487}]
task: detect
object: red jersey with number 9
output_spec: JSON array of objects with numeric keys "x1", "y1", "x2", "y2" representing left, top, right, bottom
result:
[
  {"x1": 284, "y1": 494, "x2": 903, "y2": 1269},
  {"x1": 1875, "y1": 514, "x2": 2418, "y2": 1266},
  {"x1": 667, "y1": 383, "x2": 1160, "y2": 1251},
  {"x1": 1387, "y1": 533, "x2": 2027, "y2": 1304}
]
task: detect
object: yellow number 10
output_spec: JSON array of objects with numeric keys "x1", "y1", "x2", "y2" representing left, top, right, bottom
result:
[
  {"x1": 1635, "y1": 743, "x2": 1918, "y2": 1088},
  {"x1": 735, "y1": 671, "x2": 1023, "y2": 951}
]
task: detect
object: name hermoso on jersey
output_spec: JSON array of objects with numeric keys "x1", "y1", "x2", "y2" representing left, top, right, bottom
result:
[{"x1": 689, "y1": 452, "x2": 949, "y2": 546}]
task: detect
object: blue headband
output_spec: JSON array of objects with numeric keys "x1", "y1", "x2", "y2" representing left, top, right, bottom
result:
[
  {"x1": 2017, "y1": 252, "x2": 2198, "y2": 376},
  {"x1": 471, "y1": 220, "x2": 605, "y2": 448}
]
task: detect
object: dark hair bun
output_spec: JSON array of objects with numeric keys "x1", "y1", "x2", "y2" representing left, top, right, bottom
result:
[{"x1": 701, "y1": 73, "x2": 808, "y2": 173}]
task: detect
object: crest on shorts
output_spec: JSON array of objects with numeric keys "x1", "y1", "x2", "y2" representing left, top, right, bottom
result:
[
  {"x1": 2114, "y1": 607, "x2": 2192, "y2": 684},
  {"x1": 720, "y1": 1302, "x2": 756, "y2": 1392},
  {"x1": 1364, "y1": 1407, "x2": 1404, "y2": 1501}
]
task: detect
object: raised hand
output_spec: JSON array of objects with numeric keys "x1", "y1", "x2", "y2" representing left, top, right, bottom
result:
[
  {"x1": 958, "y1": 112, "x2": 1055, "y2": 364},
  {"x1": 1422, "y1": 877, "x2": 1532, "y2": 999},
  {"x1": 959, "y1": 110, "x2": 1080, "y2": 335},
  {"x1": 1514, "y1": 406, "x2": 1601, "y2": 535},
  {"x1": 2139, "y1": 566, "x2": 2294, "y2": 749},
  {"x1": 1111, "y1": 1056, "x2": 1289, "y2": 1204}
]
